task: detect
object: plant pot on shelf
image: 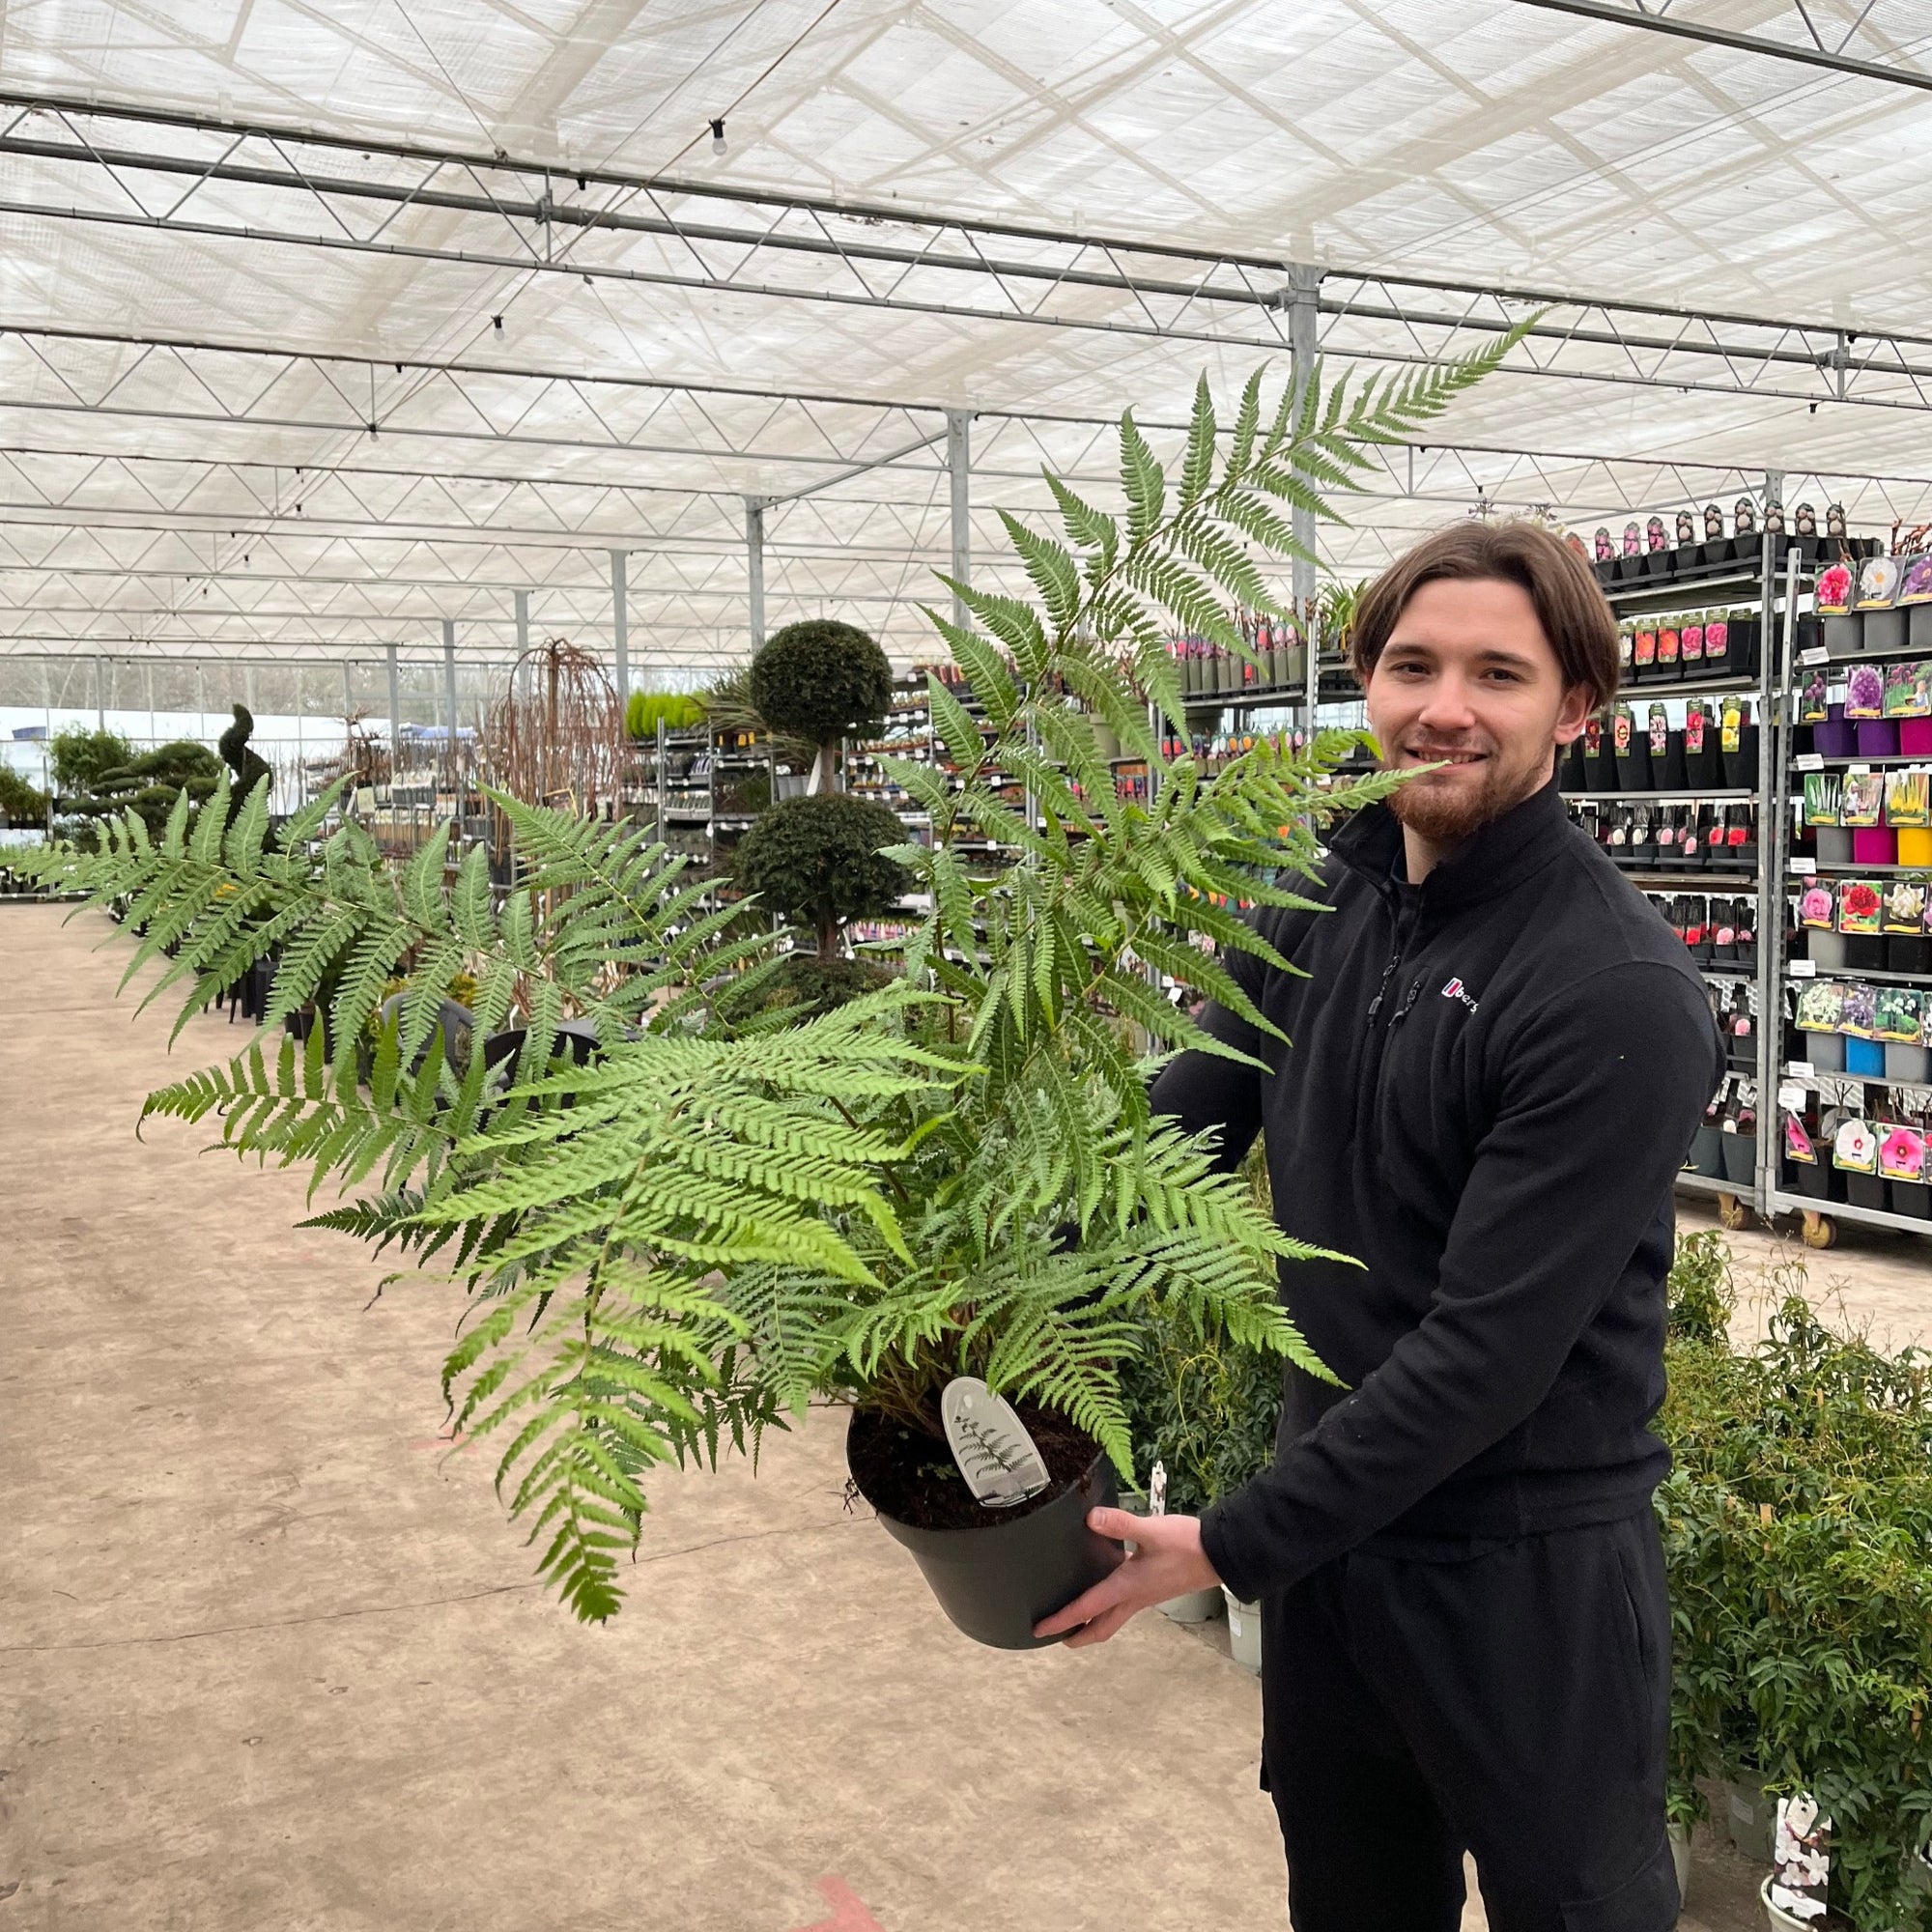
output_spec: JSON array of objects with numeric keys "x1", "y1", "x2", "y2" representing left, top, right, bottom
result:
[
  {"x1": 846, "y1": 1408, "x2": 1122, "y2": 1651},
  {"x1": 1223, "y1": 1587, "x2": 1263, "y2": 1673},
  {"x1": 1719, "y1": 1130, "x2": 1757, "y2": 1187},
  {"x1": 1845, "y1": 1170, "x2": 1889, "y2": 1212},
  {"x1": 1902, "y1": 719, "x2": 1932, "y2": 758},
  {"x1": 1846, "y1": 1035, "x2": 1889, "y2": 1077},
  {"x1": 1889, "y1": 933, "x2": 1932, "y2": 973},
  {"x1": 1654, "y1": 733, "x2": 1689, "y2": 790},
  {"x1": 1824, "y1": 612, "x2": 1864, "y2": 658},
  {"x1": 1813, "y1": 827, "x2": 1855, "y2": 865},
  {"x1": 1853, "y1": 825, "x2": 1899, "y2": 865},
  {"x1": 1804, "y1": 1029, "x2": 1846, "y2": 1071},
  {"x1": 1806, "y1": 928, "x2": 1849, "y2": 966},
  {"x1": 1690, "y1": 1123, "x2": 1726, "y2": 1178},
  {"x1": 1788, "y1": 1159, "x2": 1841, "y2": 1202},
  {"x1": 1912, "y1": 604, "x2": 1932, "y2": 652},
  {"x1": 1866, "y1": 608, "x2": 1909, "y2": 653},
  {"x1": 1890, "y1": 1179, "x2": 1932, "y2": 1218},
  {"x1": 1759, "y1": 1875, "x2": 1812, "y2": 1931},
  {"x1": 1615, "y1": 749, "x2": 1654, "y2": 791},
  {"x1": 1856, "y1": 719, "x2": 1900, "y2": 758},
  {"x1": 1721, "y1": 727, "x2": 1760, "y2": 788},
  {"x1": 1812, "y1": 706, "x2": 1856, "y2": 758},
  {"x1": 1886, "y1": 1042, "x2": 1932, "y2": 1083},
  {"x1": 1844, "y1": 932, "x2": 1887, "y2": 971}
]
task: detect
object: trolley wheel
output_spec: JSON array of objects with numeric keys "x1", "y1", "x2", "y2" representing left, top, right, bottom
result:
[
  {"x1": 1718, "y1": 1192, "x2": 1748, "y2": 1232},
  {"x1": 1801, "y1": 1208, "x2": 1837, "y2": 1251}
]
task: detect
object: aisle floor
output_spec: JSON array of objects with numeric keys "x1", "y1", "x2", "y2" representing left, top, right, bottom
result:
[{"x1": 1, "y1": 904, "x2": 1914, "y2": 1932}]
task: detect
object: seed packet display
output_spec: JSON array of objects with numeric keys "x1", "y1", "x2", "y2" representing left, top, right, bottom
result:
[
  {"x1": 1839, "y1": 771, "x2": 1885, "y2": 826},
  {"x1": 1816, "y1": 560, "x2": 1857, "y2": 615},
  {"x1": 1783, "y1": 1109, "x2": 1819, "y2": 1164},
  {"x1": 1798, "y1": 667, "x2": 1831, "y2": 723},
  {"x1": 1702, "y1": 611, "x2": 1732, "y2": 673},
  {"x1": 1612, "y1": 702, "x2": 1634, "y2": 753},
  {"x1": 1647, "y1": 703, "x2": 1669, "y2": 760},
  {"x1": 1838, "y1": 980, "x2": 1881, "y2": 1037},
  {"x1": 1886, "y1": 876, "x2": 1929, "y2": 932},
  {"x1": 1632, "y1": 626, "x2": 1656, "y2": 676},
  {"x1": 1679, "y1": 613, "x2": 1705, "y2": 670},
  {"x1": 1885, "y1": 662, "x2": 1932, "y2": 718},
  {"x1": 1900, "y1": 554, "x2": 1932, "y2": 605},
  {"x1": 1877, "y1": 986, "x2": 1926, "y2": 1042},
  {"x1": 1881, "y1": 1125, "x2": 1927, "y2": 1182},
  {"x1": 1795, "y1": 980, "x2": 1845, "y2": 1031},
  {"x1": 1720, "y1": 696, "x2": 1747, "y2": 753},
  {"x1": 1838, "y1": 880, "x2": 1885, "y2": 935},
  {"x1": 1845, "y1": 662, "x2": 1886, "y2": 720},
  {"x1": 1616, "y1": 624, "x2": 1634, "y2": 682},
  {"x1": 1886, "y1": 768, "x2": 1930, "y2": 828},
  {"x1": 1799, "y1": 882, "x2": 1836, "y2": 929},
  {"x1": 1803, "y1": 771, "x2": 1842, "y2": 825},
  {"x1": 1833, "y1": 1117, "x2": 1880, "y2": 1174},
  {"x1": 1859, "y1": 554, "x2": 1903, "y2": 609},
  {"x1": 1656, "y1": 621, "x2": 1681, "y2": 676}
]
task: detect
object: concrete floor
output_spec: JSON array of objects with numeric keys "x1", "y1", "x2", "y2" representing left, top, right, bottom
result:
[{"x1": 1, "y1": 905, "x2": 1916, "y2": 1932}]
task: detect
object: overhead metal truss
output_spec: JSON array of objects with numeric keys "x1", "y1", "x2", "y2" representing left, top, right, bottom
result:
[
  {"x1": 1509, "y1": 1, "x2": 1932, "y2": 95},
  {"x1": 7, "y1": 94, "x2": 1932, "y2": 412}
]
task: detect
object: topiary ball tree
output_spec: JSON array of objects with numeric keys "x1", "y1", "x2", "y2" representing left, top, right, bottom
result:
[
  {"x1": 748, "y1": 619, "x2": 893, "y2": 794},
  {"x1": 733, "y1": 792, "x2": 909, "y2": 962}
]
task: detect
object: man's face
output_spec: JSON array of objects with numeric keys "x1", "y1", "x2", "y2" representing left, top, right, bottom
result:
[{"x1": 1363, "y1": 575, "x2": 1593, "y2": 846}]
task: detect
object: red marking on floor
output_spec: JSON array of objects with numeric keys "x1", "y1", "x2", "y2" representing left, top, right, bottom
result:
[{"x1": 789, "y1": 1875, "x2": 886, "y2": 1931}]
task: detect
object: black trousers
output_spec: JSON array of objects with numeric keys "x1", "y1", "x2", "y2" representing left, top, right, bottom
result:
[{"x1": 1259, "y1": 1510, "x2": 1678, "y2": 1932}]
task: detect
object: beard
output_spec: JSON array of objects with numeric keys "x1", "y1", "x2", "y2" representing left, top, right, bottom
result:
[{"x1": 1385, "y1": 741, "x2": 1551, "y2": 845}]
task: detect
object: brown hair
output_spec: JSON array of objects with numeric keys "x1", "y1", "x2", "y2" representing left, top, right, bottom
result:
[{"x1": 1350, "y1": 521, "x2": 1620, "y2": 712}]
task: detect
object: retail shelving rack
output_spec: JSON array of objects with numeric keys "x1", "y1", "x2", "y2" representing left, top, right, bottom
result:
[
  {"x1": 1768, "y1": 556, "x2": 1932, "y2": 1250},
  {"x1": 1585, "y1": 534, "x2": 1796, "y2": 1232}
]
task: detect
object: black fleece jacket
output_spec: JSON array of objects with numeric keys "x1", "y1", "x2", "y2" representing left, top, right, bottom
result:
[{"x1": 1152, "y1": 779, "x2": 1723, "y2": 1605}]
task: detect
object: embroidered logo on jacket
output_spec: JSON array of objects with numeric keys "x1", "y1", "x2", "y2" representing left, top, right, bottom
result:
[{"x1": 1441, "y1": 978, "x2": 1480, "y2": 1013}]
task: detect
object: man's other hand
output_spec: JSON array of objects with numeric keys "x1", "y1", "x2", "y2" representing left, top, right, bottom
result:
[{"x1": 1033, "y1": 1508, "x2": 1221, "y2": 1648}]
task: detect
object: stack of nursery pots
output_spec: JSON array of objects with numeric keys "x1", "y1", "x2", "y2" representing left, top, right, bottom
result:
[{"x1": 1657, "y1": 1235, "x2": 1932, "y2": 1932}]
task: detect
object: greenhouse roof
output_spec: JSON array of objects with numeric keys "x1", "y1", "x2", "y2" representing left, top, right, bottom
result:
[{"x1": 2, "y1": 0, "x2": 1932, "y2": 669}]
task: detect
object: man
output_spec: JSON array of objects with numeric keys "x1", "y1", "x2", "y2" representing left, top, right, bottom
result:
[{"x1": 1037, "y1": 521, "x2": 1722, "y2": 1932}]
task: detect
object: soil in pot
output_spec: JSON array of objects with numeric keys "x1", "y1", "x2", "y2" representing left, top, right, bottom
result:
[{"x1": 847, "y1": 1404, "x2": 1122, "y2": 1650}]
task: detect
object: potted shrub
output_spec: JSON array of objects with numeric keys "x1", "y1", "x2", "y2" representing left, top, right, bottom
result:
[
  {"x1": 27, "y1": 345, "x2": 1518, "y2": 1644},
  {"x1": 1120, "y1": 1141, "x2": 1282, "y2": 1631},
  {"x1": 1659, "y1": 1249, "x2": 1932, "y2": 1931},
  {"x1": 748, "y1": 619, "x2": 894, "y2": 796}
]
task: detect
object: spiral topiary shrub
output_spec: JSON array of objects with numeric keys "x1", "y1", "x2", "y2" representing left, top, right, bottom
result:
[
  {"x1": 732, "y1": 791, "x2": 909, "y2": 961},
  {"x1": 748, "y1": 620, "x2": 893, "y2": 790}
]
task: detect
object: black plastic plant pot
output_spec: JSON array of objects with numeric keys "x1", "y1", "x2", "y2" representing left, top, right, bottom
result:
[
  {"x1": 1614, "y1": 750, "x2": 1653, "y2": 791},
  {"x1": 1690, "y1": 1124, "x2": 1725, "y2": 1178},
  {"x1": 1719, "y1": 1131, "x2": 1756, "y2": 1186},
  {"x1": 1890, "y1": 1180, "x2": 1932, "y2": 1219},
  {"x1": 1787, "y1": 1161, "x2": 1837, "y2": 1202},
  {"x1": 1845, "y1": 1172, "x2": 1889, "y2": 1213},
  {"x1": 851, "y1": 1416, "x2": 1122, "y2": 1651},
  {"x1": 1889, "y1": 935, "x2": 1932, "y2": 975},
  {"x1": 1720, "y1": 727, "x2": 1760, "y2": 789},
  {"x1": 1654, "y1": 734, "x2": 1689, "y2": 791}
]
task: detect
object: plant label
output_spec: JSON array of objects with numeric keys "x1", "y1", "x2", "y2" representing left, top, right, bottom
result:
[
  {"x1": 941, "y1": 1378, "x2": 1051, "y2": 1508},
  {"x1": 1770, "y1": 1795, "x2": 1831, "y2": 1920}
]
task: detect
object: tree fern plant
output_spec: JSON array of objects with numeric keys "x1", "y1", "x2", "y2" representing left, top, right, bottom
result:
[{"x1": 24, "y1": 341, "x2": 1516, "y2": 1624}]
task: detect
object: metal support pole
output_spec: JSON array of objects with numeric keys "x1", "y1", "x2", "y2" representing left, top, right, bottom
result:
[
  {"x1": 1289, "y1": 265, "x2": 1322, "y2": 726},
  {"x1": 342, "y1": 658, "x2": 353, "y2": 724},
  {"x1": 745, "y1": 498, "x2": 765, "y2": 654},
  {"x1": 95, "y1": 654, "x2": 104, "y2": 730},
  {"x1": 515, "y1": 587, "x2": 530, "y2": 658},
  {"x1": 610, "y1": 551, "x2": 629, "y2": 702},
  {"x1": 947, "y1": 410, "x2": 973, "y2": 631},
  {"x1": 655, "y1": 717, "x2": 668, "y2": 847},
  {"x1": 385, "y1": 640, "x2": 401, "y2": 784},
  {"x1": 441, "y1": 617, "x2": 459, "y2": 795}
]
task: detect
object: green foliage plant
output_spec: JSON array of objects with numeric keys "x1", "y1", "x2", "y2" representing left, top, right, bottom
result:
[
  {"x1": 733, "y1": 792, "x2": 911, "y2": 961},
  {"x1": 59, "y1": 738, "x2": 225, "y2": 841},
  {"x1": 0, "y1": 764, "x2": 51, "y2": 827},
  {"x1": 23, "y1": 341, "x2": 1519, "y2": 1624},
  {"x1": 51, "y1": 725, "x2": 134, "y2": 794},
  {"x1": 624, "y1": 691, "x2": 705, "y2": 739},
  {"x1": 1658, "y1": 1247, "x2": 1932, "y2": 1929},
  {"x1": 749, "y1": 620, "x2": 894, "y2": 792}
]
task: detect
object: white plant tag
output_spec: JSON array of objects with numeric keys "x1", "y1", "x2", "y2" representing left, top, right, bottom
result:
[
  {"x1": 941, "y1": 1377, "x2": 1051, "y2": 1508},
  {"x1": 1771, "y1": 1794, "x2": 1831, "y2": 1920},
  {"x1": 1149, "y1": 1460, "x2": 1168, "y2": 1517}
]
